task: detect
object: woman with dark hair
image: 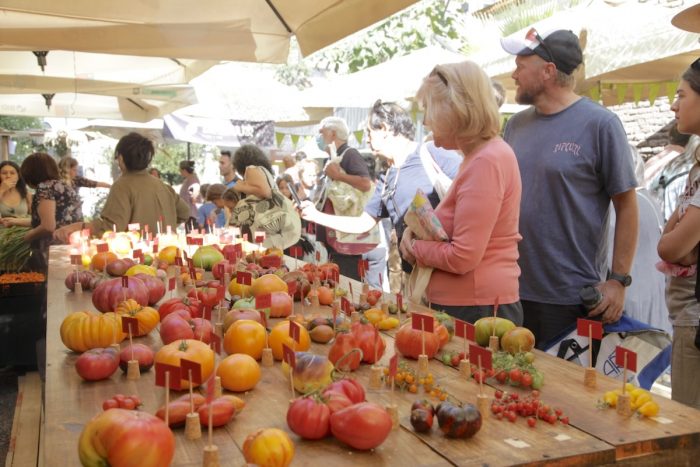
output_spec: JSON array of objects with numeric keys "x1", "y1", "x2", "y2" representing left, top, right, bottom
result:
[
  {"x1": 19, "y1": 153, "x2": 83, "y2": 268},
  {"x1": 229, "y1": 144, "x2": 300, "y2": 249},
  {"x1": 55, "y1": 133, "x2": 190, "y2": 241},
  {"x1": 0, "y1": 160, "x2": 32, "y2": 227},
  {"x1": 179, "y1": 160, "x2": 200, "y2": 229},
  {"x1": 657, "y1": 59, "x2": 700, "y2": 409}
]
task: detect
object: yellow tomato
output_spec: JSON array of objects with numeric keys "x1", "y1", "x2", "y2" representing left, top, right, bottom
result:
[
  {"x1": 125, "y1": 265, "x2": 157, "y2": 277},
  {"x1": 603, "y1": 390, "x2": 619, "y2": 408},
  {"x1": 377, "y1": 317, "x2": 400, "y2": 330},
  {"x1": 637, "y1": 400, "x2": 659, "y2": 417},
  {"x1": 364, "y1": 308, "x2": 385, "y2": 325},
  {"x1": 632, "y1": 393, "x2": 652, "y2": 410}
]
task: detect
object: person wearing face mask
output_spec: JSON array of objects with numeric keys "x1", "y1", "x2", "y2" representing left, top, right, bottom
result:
[
  {"x1": 54, "y1": 132, "x2": 190, "y2": 242},
  {"x1": 0, "y1": 160, "x2": 32, "y2": 227}
]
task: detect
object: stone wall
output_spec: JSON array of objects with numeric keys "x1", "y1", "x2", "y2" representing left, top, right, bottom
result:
[{"x1": 609, "y1": 97, "x2": 675, "y2": 160}]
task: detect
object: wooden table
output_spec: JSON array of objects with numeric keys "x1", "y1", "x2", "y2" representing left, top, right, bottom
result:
[{"x1": 44, "y1": 246, "x2": 700, "y2": 466}]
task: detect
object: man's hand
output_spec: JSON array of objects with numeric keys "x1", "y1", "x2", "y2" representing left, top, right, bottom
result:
[
  {"x1": 587, "y1": 280, "x2": 625, "y2": 324},
  {"x1": 399, "y1": 228, "x2": 417, "y2": 266},
  {"x1": 324, "y1": 162, "x2": 342, "y2": 181},
  {"x1": 299, "y1": 200, "x2": 319, "y2": 222},
  {"x1": 54, "y1": 224, "x2": 79, "y2": 244}
]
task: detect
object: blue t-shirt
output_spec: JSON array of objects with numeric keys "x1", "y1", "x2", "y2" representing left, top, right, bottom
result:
[
  {"x1": 364, "y1": 143, "x2": 461, "y2": 242},
  {"x1": 197, "y1": 202, "x2": 226, "y2": 229},
  {"x1": 504, "y1": 97, "x2": 637, "y2": 305}
]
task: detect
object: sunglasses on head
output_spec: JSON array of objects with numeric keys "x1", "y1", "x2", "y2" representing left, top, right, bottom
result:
[
  {"x1": 530, "y1": 28, "x2": 557, "y2": 65},
  {"x1": 430, "y1": 66, "x2": 448, "y2": 87},
  {"x1": 692, "y1": 58, "x2": 700, "y2": 71}
]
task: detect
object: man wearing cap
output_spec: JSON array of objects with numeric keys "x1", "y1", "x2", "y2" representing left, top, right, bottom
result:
[{"x1": 501, "y1": 28, "x2": 639, "y2": 348}]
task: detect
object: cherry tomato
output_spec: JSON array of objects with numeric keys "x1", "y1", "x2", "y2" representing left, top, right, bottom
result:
[
  {"x1": 103, "y1": 399, "x2": 119, "y2": 410},
  {"x1": 129, "y1": 395, "x2": 142, "y2": 406},
  {"x1": 554, "y1": 408, "x2": 563, "y2": 417},
  {"x1": 494, "y1": 390, "x2": 504, "y2": 400},
  {"x1": 509, "y1": 368, "x2": 522, "y2": 384},
  {"x1": 527, "y1": 417, "x2": 537, "y2": 428},
  {"x1": 506, "y1": 411, "x2": 517, "y2": 423},
  {"x1": 120, "y1": 398, "x2": 137, "y2": 410},
  {"x1": 521, "y1": 372, "x2": 533, "y2": 388},
  {"x1": 560, "y1": 416, "x2": 569, "y2": 425}
]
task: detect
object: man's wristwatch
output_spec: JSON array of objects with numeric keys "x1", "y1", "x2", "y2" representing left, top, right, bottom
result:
[{"x1": 608, "y1": 271, "x2": 632, "y2": 287}]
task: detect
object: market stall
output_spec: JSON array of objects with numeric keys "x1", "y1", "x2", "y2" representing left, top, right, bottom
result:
[{"x1": 44, "y1": 244, "x2": 699, "y2": 466}]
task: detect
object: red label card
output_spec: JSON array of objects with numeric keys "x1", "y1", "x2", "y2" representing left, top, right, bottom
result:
[
  {"x1": 210, "y1": 334, "x2": 221, "y2": 354},
  {"x1": 127, "y1": 223, "x2": 140, "y2": 231},
  {"x1": 121, "y1": 316, "x2": 139, "y2": 334},
  {"x1": 389, "y1": 354, "x2": 398, "y2": 377},
  {"x1": 224, "y1": 250, "x2": 235, "y2": 262},
  {"x1": 155, "y1": 363, "x2": 181, "y2": 390},
  {"x1": 411, "y1": 313, "x2": 434, "y2": 333},
  {"x1": 237, "y1": 271, "x2": 252, "y2": 286},
  {"x1": 469, "y1": 343, "x2": 492, "y2": 371},
  {"x1": 152, "y1": 243, "x2": 159, "y2": 254},
  {"x1": 213, "y1": 262, "x2": 224, "y2": 278},
  {"x1": 282, "y1": 344, "x2": 296, "y2": 367},
  {"x1": 96, "y1": 242, "x2": 109, "y2": 253},
  {"x1": 255, "y1": 233, "x2": 265, "y2": 244},
  {"x1": 256, "y1": 294, "x2": 271, "y2": 309},
  {"x1": 183, "y1": 251, "x2": 189, "y2": 261},
  {"x1": 331, "y1": 302, "x2": 338, "y2": 322},
  {"x1": 201, "y1": 306, "x2": 212, "y2": 321},
  {"x1": 615, "y1": 346, "x2": 637, "y2": 372},
  {"x1": 289, "y1": 321, "x2": 301, "y2": 343},
  {"x1": 187, "y1": 258, "x2": 195, "y2": 270},
  {"x1": 174, "y1": 256, "x2": 183, "y2": 267},
  {"x1": 121, "y1": 276, "x2": 129, "y2": 288},
  {"x1": 180, "y1": 358, "x2": 202, "y2": 385},
  {"x1": 132, "y1": 249, "x2": 142, "y2": 259},
  {"x1": 189, "y1": 268, "x2": 197, "y2": 280},
  {"x1": 577, "y1": 318, "x2": 603, "y2": 340},
  {"x1": 287, "y1": 280, "x2": 297, "y2": 297},
  {"x1": 357, "y1": 259, "x2": 369, "y2": 278},
  {"x1": 341, "y1": 297, "x2": 352, "y2": 316},
  {"x1": 455, "y1": 319, "x2": 468, "y2": 339},
  {"x1": 168, "y1": 277, "x2": 176, "y2": 291},
  {"x1": 396, "y1": 293, "x2": 403, "y2": 310},
  {"x1": 466, "y1": 322, "x2": 475, "y2": 342},
  {"x1": 70, "y1": 254, "x2": 82, "y2": 266},
  {"x1": 258, "y1": 310, "x2": 267, "y2": 328},
  {"x1": 186, "y1": 235, "x2": 195, "y2": 245},
  {"x1": 327, "y1": 268, "x2": 340, "y2": 283},
  {"x1": 260, "y1": 255, "x2": 281, "y2": 268},
  {"x1": 193, "y1": 237, "x2": 203, "y2": 246},
  {"x1": 289, "y1": 246, "x2": 303, "y2": 258},
  {"x1": 216, "y1": 285, "x2": 225, "y2": 302}
]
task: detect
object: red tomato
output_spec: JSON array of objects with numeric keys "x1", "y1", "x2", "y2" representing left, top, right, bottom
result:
[
  {"x1": 350, "y1": 322, "x2": 385, "y2": 364},
  {"x1": 75, "y1": 347, "x2": 120, "y2": 381},
  {"x1": 322, "y1": 389, "x2": 353, "y2": 414},
  {"x1": 119, "y1": 343, "x2": 155, "y2": 373},
  {"x1": 197, "y1": 398, "x2": 236, "y2": 427},
  {"x1": 158, "y1": 297, "x2": 202, "y2": 321},
  {"x1": 286, "y1": 397, "x2": 331, "y2": 440},
  {"x1": 159, "y1": 313, "x2": 195, "y2": 344},
  {"x1": 366, "y1": 289, "x2": 383, "y2": 306},
  {"x1": 78, "y1": 409, "x2": 174, "y2": 467},
  {"x1": 102, "y1": 399, "x2": 119, "y2": 410},
  {"x1": 120, "y1": 398, "x2": 137, "y2": 410},
  {"x1": 187, "y1": 286, "x2": 220, "y2": 309},
  {"x1": 324, "y1": 379, "x2": 365, "y2": 404},
  {"x1": 330, "y1": 402, "x2": 392, "y2": 450}
]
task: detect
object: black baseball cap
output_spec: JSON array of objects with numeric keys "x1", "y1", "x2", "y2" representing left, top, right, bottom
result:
[{"x1": 501, "y1": 28, "x2": 583, "y2": 75}]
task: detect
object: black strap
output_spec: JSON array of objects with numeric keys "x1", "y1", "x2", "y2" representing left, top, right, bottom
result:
[{"x1": 695, "y1": 246, "x2": 700, "y2": 301}]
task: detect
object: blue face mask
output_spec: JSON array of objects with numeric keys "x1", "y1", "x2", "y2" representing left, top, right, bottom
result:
[{"x1": 316, "y1": 134, "x2": 327, "y2": 151}]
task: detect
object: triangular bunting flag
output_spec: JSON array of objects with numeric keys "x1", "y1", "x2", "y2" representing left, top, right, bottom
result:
[
  {"x1": 589, "y1": 85, "x2": 600, "y2": 103},
  {"x1": 353, "y1": 130, "x2": 364, "y2": 145},
  {"x1": 290, "y1": 134, "x2": 300, "y2": 147},
  {"x1": 275, "y1": 132, "x2": 285, "y2": 147},
  {"x1": 632, "y1": 83, "x2": 644, "y2": 105},
  {"x1": 616, "y1": 84, "x2": 628, "y2": 105},
  {"x1": 648, "y1": 82, "x2": 660, "y2": 106},
  {"x1": 666, "y1": 81, "x2": 678, "y2": 104}
]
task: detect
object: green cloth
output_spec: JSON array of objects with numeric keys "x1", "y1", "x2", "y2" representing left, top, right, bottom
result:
[{"x1": 91, "y1": 170, "x2": 189, "y2": 236}]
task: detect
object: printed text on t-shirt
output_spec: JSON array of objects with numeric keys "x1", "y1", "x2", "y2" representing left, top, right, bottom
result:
[{"x1": 553, "y1": 142, "x2": 581, "y2": 157}]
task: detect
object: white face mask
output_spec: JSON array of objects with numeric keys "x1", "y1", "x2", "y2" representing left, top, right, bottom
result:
[{"x1": 316, "y1": 134, "x2": 327, "y2": 151}]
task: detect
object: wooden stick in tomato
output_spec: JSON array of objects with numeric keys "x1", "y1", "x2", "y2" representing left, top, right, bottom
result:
[
  {"x1": 478, "y1": 355, "x2": 484, "y2": 396},
  {"x1": 165, "y1": 372, "x2": 170, "y2": 427}
]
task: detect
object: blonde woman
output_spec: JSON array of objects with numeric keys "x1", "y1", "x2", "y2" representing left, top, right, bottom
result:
[
  {"x1": 399, "y1": 61, "x2": 523, "y2": 325},
  {"x1": 58, "y1": 157, "x2": 111, "y2": 189}
]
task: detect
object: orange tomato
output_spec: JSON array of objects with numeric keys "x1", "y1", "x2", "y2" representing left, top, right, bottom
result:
[
  {"x1": 114, "y1": 299, "x2": 160, "y2": 337},
  {"x1": 243, "y1": 428, "x2": 294, "y2": 467},
  {"x1": 268, "y1": 321, "x2": 310, "y2": 360},
  {"x1": 217, "y1": 354, "x2": 261, "y2": 392},
  {"x1": 154, "y1": 339, "x2": 214, "y2": 389},
  {"x1": 308, "y1": 286, "x2": 334, "y2": 306},
  {"x1": 228, "y1": 277, "x2": 252, "y2": 297},
  {"x1": 158, "y1": 245, "x2": 180, "y2": 265},
  {"x1": 91, "y1": 251, "x2": 118, "y2": 272},
  {"x1": 60, "y1": 311, "x2": 126, "y2": 353},
  {"x1": 224, "y1": 320, "x2": 266, "y2": 360},
  {"x1": 250, "y1": 273, "x2": 288, "y2": 297}
]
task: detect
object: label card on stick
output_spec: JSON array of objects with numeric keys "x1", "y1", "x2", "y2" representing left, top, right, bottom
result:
[
  {"x1": 258, "y1": 310, "x2": 268, "y2": 329},
  {"x1": 132, "y1": 249, "x2": 142, "y2": 259},
  {"x1": 615, "y1": 346, "x2": 638, "y2": 372},
  {"x1": 255, "y1": 233, "x2": 265, "y2": 244},
  {"x1": 186, "y1": 258, "x2": 195, "y2": 270},
  {"x1": 466, "y1": 322, "x2": 475, "y2": 342},
  {"x1": 121, "y1": 276, "x2": 129, "y2": 288},
  {"x1": 255, "y1": 294, "x2": 271, "y2": 310},
  {"x1": 155, "y1": 363, "x2": 181, "y2": 390},
  {"x1": 389, "y1": 354, "x2": 398, "y2": 378},
  {"x1": 174, "y1": 256, "x2": 183, "y2": 267},
  {"x1": 357, "y1": 259, "x2": 369, "y2": 279},
  {"x1": 127, "y1": 223, "x2": 140, "y2": 232},
  {"x1": 396, "y1": 293, "x2": 403, "y2": 310},
  {"x1": 70, "y1": 254, "x2": 82, "y2": 266},
  {"x1": 577, "y1": 319, "x2": 603, "y2": 340},
  {"x1": 411, "y1": 313, "x2": 434, "y2": 333},
  {"x1": 121, "y1": 316, "x2": 139, "y2": 335},
  {"x1": 341, "y1": 297, "x2": 352, "y2": 316},
  {"x1": 237, "y1": 271, "x2": 252, "y2": 286},
  {"x1": 189, "y1": 268, "x2": 197, "y2": 281},
  {"x1": 168, "y1": 277, "x2": 176, "y2": 291},
  {"x1": 282, "y1": 344, "x2": 296, "y2": 367},
  {"x1": 289, "y1": 246, "x2": 303, "y2": 259},
  {"x1": 216, "y1": 285, "x2": 225, "y2": 302},
  {"x1": 469, "y1": 344, "x2": 493, "y2": 371},
  {"x1": 202, "y1": 306, "x2": 212, "y2": 321},
  {"x1": 455, "y1": 319, "x2": 468, "y2": 339},
  {"x1": 287, "y1": 280, "x2": 297, "y2": 297},
  {"x1": 96, "y1": 242, "x2": 109, "y2": 253},
  {"x1": 180, "y1": 359, "x2": 202, "y2": 385},
  {"x1": 152, "y1": 243, "x2": 159, "y2": 254},
  {"x1": 328, "y1": 268, "x2": 340, "y2": 284},
  {"x1": 289, "y1": 321, "x2": 301, "y2": 343},
  {"x1": 193, "y1": 236, "x2": 203, "y2": 246},
  {"x1": 186, "y1": 235, "x2": 195, "y2": 245}
]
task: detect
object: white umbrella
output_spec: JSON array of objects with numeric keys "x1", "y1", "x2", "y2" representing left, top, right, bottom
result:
[{"x1": 0, "y1": 0, "x2": 419, "y2": 62}]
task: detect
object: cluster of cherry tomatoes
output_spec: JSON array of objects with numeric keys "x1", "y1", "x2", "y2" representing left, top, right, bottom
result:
[
  {"x1": 102, "y1": 394, "x2": 142, "y2": 411},
  {"x1": 384, "y1": 365, "x2": 448, "y2": 400},
  {"x1": 490, "y1": 390, "x2": 569, "y2": 427}
]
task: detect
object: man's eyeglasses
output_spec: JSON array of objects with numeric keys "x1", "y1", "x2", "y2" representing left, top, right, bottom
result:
[
  {"x1": 430, "y1": 67, "x2": 448, "y2": 87},
  {"x1": 530, "y1": 28, "x2": 556, "y2": 65}
]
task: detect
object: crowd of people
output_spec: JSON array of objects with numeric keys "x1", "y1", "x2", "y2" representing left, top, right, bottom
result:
[{"x1": 1, "y1": 26, "x2": 698, "y2": 410}]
